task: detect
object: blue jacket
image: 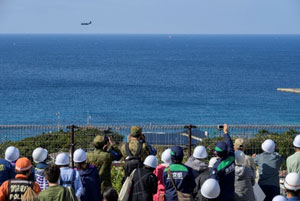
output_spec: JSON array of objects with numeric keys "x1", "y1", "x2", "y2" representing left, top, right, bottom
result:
[
  {"x1": 211, "y1": 133, "x2": 235, "y2": 201},
  {"x1": 0, "y1": 159, "x2": 14, "y2": 185},
  {"x1": 163, "y1": 163, "x2": 196, "y2": 201},
  {"x1": 288, "y1": 197, "x2": 300, "y2": 201},
  {"x1": 78, "y1": 165, "x2": 102, "y2": 201}
]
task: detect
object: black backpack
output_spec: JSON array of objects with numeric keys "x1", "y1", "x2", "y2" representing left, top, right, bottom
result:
[{"x1": 124, "y1": 141, "x2": 143, "y2": 177}]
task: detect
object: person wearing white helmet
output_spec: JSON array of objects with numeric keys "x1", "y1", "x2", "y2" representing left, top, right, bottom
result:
[
  {"x1": 32, "y1": 147, "x2": 49, "y2": 191},
  {"x1": 234, "y1": 150, "x2": 255, "y2": 201},
  {"x1": 253, "y1": 139, "x2": 285, "y2": 201},
  {"x1": 129, "y1": 155, "x2": 158, "y2": 201},
  {"x1": 153, "y1": 148, "x2": 171, "y2": 201},
  {"x1": 287, "y1": 135, "x2": 300, "y2": 174},
  {"x1": 5, "y1": 146, "x2": 20, "y2": 170},
  {"x1": 284, "y1": 172, "x2": 300, "y2": 200},
  {"x1": 55, "y1": 152, "x2": 83, "y2": 200},
  {"x1": 200, "y1": 178, "x2": 220, "y2": 201},
  {"x1": 73, "y1": 149, "x2": 102, "y2": 201},
  {"x1": 185, "y1": 146, "x2": 210, "y2": 201},
  {"x1": 272, "y1": 195, "x2": 287, "y2": 201}
]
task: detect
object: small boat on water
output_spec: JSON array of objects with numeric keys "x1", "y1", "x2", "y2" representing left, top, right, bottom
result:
[{"x1": 81, "y1": 21, "x2": 92, "y2": 25}]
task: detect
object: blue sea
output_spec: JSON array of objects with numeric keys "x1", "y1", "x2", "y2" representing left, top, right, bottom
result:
[{"x1": 0, "y1": 34, "x2": 300, "y2": 125}]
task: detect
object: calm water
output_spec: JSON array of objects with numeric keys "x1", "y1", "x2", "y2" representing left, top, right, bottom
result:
[{"x1": 0, "y1": 34, "x2": 300, "y2": 125}]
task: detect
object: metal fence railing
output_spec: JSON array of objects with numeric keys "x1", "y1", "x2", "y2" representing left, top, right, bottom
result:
[{"x1": 0, "y1": 124, "x2": 300, "y2": 166}]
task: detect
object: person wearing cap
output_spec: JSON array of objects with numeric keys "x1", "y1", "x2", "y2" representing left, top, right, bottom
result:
[
  {"x1": 5, "y1": 146, "x2": 20, "y2": 178},
  {"x1": 210, "y1": 124, "x2": 235, "y2": 201},
  {"x1": 153, "y1": 149, "x2": 172, "y2": 201},
  {"x1": 185, "y1": 146, "x2": 210, "y2": 201},
  {"x1": 38, "y1": 164, "x2": 78, "y2": 201},
  {"x1": 74, "y1": 149, "x2": 102, "y2": 201},
  {"x1": 0, "y1": 157, "x2": 41, "y2": 201},
  {"x1": 287, "y1": 135, "x2": 300, "y2": 174},
  {"x1": 32, "y1": 147, "x2": 49, "y2": 191},
  {"x1": 284, "y1": 172, "x2": 300, "y2": 201},
  {"x1": 163, "y1": 146, "x2": 196, "y2": 201},
  {"x1": 234, "y1": 138, "x2": 256, "y2": 176},
  {"x1": 129, "y1": 155, "x2": 158, "y2": 201},
  {"x1": 234, "y1": 150, "x2": 255, "y2": 201},
  {"x1": 200, "y1": 178, "x2": 220, "y2": 201},
  {"x1": 121, "y1": 126, "x2": 151, "y2": 177},
  {"x1": 87, "y1": 135, "x2": 121, "y2": 193},
  {"x1": 253, "y1": 139, "x2": 285, "y2": 201},
  {"x1": 55, "y1": 152, "x2": 83, "y2": 200}
]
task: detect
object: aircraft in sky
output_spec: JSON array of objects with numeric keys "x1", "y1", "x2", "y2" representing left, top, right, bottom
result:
[{"x1": 81, "y1": 21, "x2": 92, "y2": 25}]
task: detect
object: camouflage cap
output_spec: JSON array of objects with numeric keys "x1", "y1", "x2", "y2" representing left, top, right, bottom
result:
[
  {"x1": 130, "y1": 126, "x2": 142, "y2": 137},
  {"x1": 93, "y1": 135, "x2": 106, "y2": 149}
]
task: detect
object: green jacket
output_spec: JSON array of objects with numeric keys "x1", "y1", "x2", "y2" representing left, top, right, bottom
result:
[
  {"x1": 38, "y1": 185, "x2": 78, "y2": 201},
  {"x1": 121, "y1": 139, "x2": 150, "y2": 162}
]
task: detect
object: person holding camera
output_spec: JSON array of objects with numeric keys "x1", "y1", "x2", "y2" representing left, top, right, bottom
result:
[{"x1": 87, "y1": 135, "x2": 122, "y2": 194}]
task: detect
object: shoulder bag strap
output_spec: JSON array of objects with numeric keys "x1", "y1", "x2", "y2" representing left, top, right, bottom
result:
[
  {"x1": 167, "y1": 167, "x2": 178, "y2": 191},
  {"x1": 7, "y1": 180, "x2": 11, "y2": 201},
  {"x1": 125, "y1": 142, "x2": 133, "y2": 157},
  {"x1": 67, "y1": 187, "x2": 75, "y2": 201},
  {"x1": 134, "y1": 141, "x2": 143, "y2": 157},
  {"x1": 72, "y1": 169, "x2": 76, "y2": 190}
]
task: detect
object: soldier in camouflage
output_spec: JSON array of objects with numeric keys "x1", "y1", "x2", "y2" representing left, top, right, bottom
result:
[{"x1": 87, "y1": 135, "x2": 122, "y2": 193}]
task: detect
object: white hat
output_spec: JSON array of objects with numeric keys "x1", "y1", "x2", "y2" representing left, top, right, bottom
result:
[
  {"x1": 235, "y1": 150, "x2": 245, "y2": 166},
  {"x1": 143, "y1": 155, "x2": 158, "y2": 168},
  {"x1": 193, "y1": 146, "x2": 207, "y2": 159},
  {"x1": 73, "y1": 149, "x2": 87, "y2": 163},
  {"x1": 32, "y1": 148, "x2": 48, "y2": 163},
  {"x1": 5, "y1": 146, "x2": 20, "y2": 162},
  {"x1": 261, "y1": 139, "x2": 275, "y2": 153},
  {"x1": 55, "y1": 153, "x2": 70, "y2": 166},
  {"x1": 161, "y1": 149, "x2": 172, "y2": 164},
  {"x1": 208, "y1": 157, "x2": 218, "y2": 168},
  {"x1": 201, "y1": 178, "x2": 220, "y2": 199},
  {"x1": 293, "y1": 135, "x2": 300, "y2": 148},
  {"x1": 272, "y1": 195, "x2": 287, "y2": 201},
  {"x1": 284, "y1": 172, "x2": 300, "y2": 191}
]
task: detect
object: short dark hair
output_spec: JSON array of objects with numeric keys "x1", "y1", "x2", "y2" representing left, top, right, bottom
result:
[
  {"x1": 44, "y1": 164, "x2": 60, "y2": 183},
  {"x1": 15, "y1": 169, "x2": 31, "y2": 176},
  {"x1": 103, "y1": 188, "x2": 118, "y2": 201}
]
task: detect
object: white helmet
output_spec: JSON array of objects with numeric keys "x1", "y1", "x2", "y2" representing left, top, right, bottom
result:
[
  {"x1": 235, "y1": 150, "x2": 245, "y2": 166},
  {"x1": 261, "y1": 139, "x2": 275, "y2": 153},
  {"x1": 32, "y1": 148, "x2": 48, "y2": 163},
  {"x1": 5, "y1": 146, "x2": 20, "y2": 162},
  {"x1": 143, "y1": 155, "x2": 158, "y2": 168},
  {"x1": 193, "y1": 146, "x2": 207, "y2": 159},
  {"x1": 55, "y1": 153, "x2": 70, "y2": 166},
  {"x1": 201, "y1": 178, "x2": 220, "y2": 199},
  {"x1": 208, "y1": 157, "x2": 218, "y2": 168},
  {"x1": 161, "y1": 149, "x2": 172, "y2": 164},
  {"x1": 73, "y1": 149, "x2": 87, "y2": 163},
  {"x1": 272, "y1": 195, "x2": 287, "y2": 201},
  {"x1": 293, "y1": 135, "x2": 300, "y2": 148},
  {"x1": 284, "y1": 172, "x2": 300, "y2": 191}
]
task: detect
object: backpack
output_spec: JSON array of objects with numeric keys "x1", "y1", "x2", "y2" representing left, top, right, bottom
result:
[
  {"x1": 118, "y1": 169, "x2": 136, "y2": 201},
  {"x1": 124, "y1": 141, "x2": 143, "y2": 177},
  {"x1": 60, "y1": 169, "x2": 76, "y2": 191},
  {"x1": 21, "y1": 186, "x2": 38, "y2": 201}
]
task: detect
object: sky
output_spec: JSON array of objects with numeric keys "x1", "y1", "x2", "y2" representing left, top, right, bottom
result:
[{"x1": 0, "y1": 0, "x2": 300, "y2": 34}]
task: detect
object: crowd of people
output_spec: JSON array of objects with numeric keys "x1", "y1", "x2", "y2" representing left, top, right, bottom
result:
[{"x1": 0, "y1": 124, "x2": 299, "y2": 201}]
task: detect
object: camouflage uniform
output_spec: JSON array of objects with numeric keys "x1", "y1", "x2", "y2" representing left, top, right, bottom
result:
[{"x1": 87, "y1": 135, "x2": 121, "y2": 193}]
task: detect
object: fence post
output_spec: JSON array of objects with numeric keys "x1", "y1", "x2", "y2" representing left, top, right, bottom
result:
[
  {"x1": 67, "y1": 125, "x2": 78, "y2": 169},
  {"x1": 184, "y1": 124, "x2": 196, "y2": 157}
]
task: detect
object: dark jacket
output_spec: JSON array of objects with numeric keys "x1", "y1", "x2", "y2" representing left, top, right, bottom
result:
[
  {"x1": 78, "y1": 165, "x2": 102, "y2": 201},
  {"x1": 163, "y1": 163, "x2": 196, "y2": 201},
  {"x1": 129, "y1": 167, "x2": 157, "y2": 201},
  {"x1": 211, "y1": 133, "x2": 235, "y2": 201},
  {"x1": 0, "y1": 159, "x2": 14, "y2": 186}
]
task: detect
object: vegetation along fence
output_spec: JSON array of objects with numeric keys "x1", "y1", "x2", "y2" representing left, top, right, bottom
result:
[{"x1": 0, "y1": 124, "x2": 300, "y2": 168}]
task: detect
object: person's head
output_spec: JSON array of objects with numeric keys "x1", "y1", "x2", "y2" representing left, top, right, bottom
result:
[
  {"x1": 193, "y1": 146, "x2": 208, "y2": 160},
  {"x1": 235, "y1": 150, "x2": 245, "y2": 166},
  {"x1": 55, "y1": 152, "x2": 69, "y2": 167},
  {"x1": 284, "y1": 172, "x2": 300, "y2": 198},
  {"x1": 234, "y1": 138, "x2": 246, "y2": 151},
  {"x1": 293, "y1": 135, "x2": 300, "y2": 152},
  {"x1": 272, "y1": 195, "x2": 287, "y2": 201},
  {"x1": 5, "y1": 146, "x2": 20, "y2": 163},
  {"x1": 103, "y1": 188, "x2": 118, "y2": 201},
  {"x1": 261, "y1": 139, "x2": 275, "y2": 153},
  {"x1": 170, "y1": 146, "x2": 184, "y2": 164},
  {"x1": 130, "y1": 126, "x2": 142, "y2": 139},
  {"x1": 143, "y1": 155, "x2": 158, "y2": 171},
  {"x1": 32, "y1": 147, "x2": 48, "y2": 164},
  {"x1": 214, "y1": 142, "x2": 228, "y2": 158},
  {"x1": 201, "y1": 178, "x2": 220, "y2": 201},
  {"x1": 15, "y1": 157, "x2": 32, "y2": 176},
  {"x1": 44, "y1": 164, "x2": 60, "y2": 184},
  {"x1": 73, "y1": 149, "x2": 88, "y2": 170},
  {"x1": 93, "y1": 135, "x2": 108, "y2": 150},
  {"x1": 161, "y1": 148, "x2": 172, "y2": 165}
]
